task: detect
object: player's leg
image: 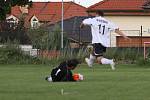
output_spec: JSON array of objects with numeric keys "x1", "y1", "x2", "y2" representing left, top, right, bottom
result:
[
  {"x1": 85, "y1": 44, "x2": 96, "y2": 67},
  {"x1": 94, "y1": 43, "x2": 115, "y2": 70},
  {"x1": 85, "y1": 54, "x2": 96, "y2": 67},
  {"x1": 97, "y1": 57, "x2": 115, "y2": 70}
]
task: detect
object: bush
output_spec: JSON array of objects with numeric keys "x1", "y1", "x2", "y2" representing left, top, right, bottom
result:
[
  {"x1": 136, "y1": 57, "x2": 150, "y2": 66},
  {"x1": 60, "y1": 47, "x2": 86, "y2": 62},
  {"x1": 0, "y1": 44, "x2": 43, "y2": 64},
  {"x1": 105, "y1": 47, "x2": 142, "y2": 64}
]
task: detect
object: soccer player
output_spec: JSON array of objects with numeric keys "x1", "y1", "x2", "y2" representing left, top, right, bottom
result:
[
  {"x1": 45, "y1": 59, "x2": 83, "y2": 82},
  {"x1": 80, "y1": 10, "x2": 131, "y2": 70}
]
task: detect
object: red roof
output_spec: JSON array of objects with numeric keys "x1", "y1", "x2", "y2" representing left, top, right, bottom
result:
[
  {"x1": 9, "y1": 2, "x2": 88, "y2": 27},
  {"x1": 88, "y1": 0, "x2": 150, "y2": 15}
]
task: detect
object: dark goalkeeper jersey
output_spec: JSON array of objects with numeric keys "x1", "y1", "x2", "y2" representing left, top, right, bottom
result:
[{"x1": 51, "y1": 61, "x2": 75, "y2": 82}]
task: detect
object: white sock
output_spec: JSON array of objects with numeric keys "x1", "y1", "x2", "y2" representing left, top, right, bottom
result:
[
  {"x1": 89, "y1": 54, "x2": 96, "y2": 64},
  {"x1": 101, "y1": 58, "x2": 113, "y2": 65}
]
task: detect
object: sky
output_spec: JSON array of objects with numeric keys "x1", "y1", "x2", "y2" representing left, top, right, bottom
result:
[{"x1": 30, "y1": 0, "x2": 103, "y2": 7}]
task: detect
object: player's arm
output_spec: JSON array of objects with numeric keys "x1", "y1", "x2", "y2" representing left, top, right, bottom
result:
[
  {"x1": 115, "y1": 28, "x2": 131, "y2": 41},
  {"x1": 80, "y1": 23, "x2": 85, "y2": 29},
  {"x1": 80, "y1": 18, "x2": 92, "y2": 29}
]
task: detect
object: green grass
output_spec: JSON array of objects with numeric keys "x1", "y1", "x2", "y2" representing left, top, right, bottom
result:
[{"x1": 0, "y1": 64, "x2": 150, "y2": 100}]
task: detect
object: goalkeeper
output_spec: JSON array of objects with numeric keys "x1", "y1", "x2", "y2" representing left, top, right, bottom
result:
[{"x1": 45, "y1": 59, "x2": 83, "y2": 82}]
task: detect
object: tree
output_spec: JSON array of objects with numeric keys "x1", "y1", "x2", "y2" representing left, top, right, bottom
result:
[
  {"x1": 0, "y1": 0, "x2": 32, "y2": 21},
  {"x1": 27, "y1": 26, "x2": 68, "y2": 50},
  {"x1": 27, "y1": 27, "x2": 49, "y2": 49},
  {"x1": 0, "y1": 19, "x2": 31, "y2": 44}
]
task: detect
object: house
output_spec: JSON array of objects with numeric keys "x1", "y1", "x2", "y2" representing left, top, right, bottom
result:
[
  {"x1": 6, "y1": 2, "x2": 88, "y2": 28},
  {"x1": 87, "y1": 0, "x2": 150, "y2": 47}
]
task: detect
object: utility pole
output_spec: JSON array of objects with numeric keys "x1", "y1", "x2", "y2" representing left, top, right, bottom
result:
[{"x1": 61, "y1": 0, "x2": 64, "y2": 49}]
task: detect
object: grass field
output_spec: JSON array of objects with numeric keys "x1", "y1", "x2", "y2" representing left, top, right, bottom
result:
[{"x1": 0, "y1": 64, "x2": 150, "y2": 100}]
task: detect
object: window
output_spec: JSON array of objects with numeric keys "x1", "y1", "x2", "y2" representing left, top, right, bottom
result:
[
  {"x1": 31, "y1": 18, "x2": 39, "y2": 28},
  {"x1": 6, "y1": 18, "x2": 18, "y2": 29}
]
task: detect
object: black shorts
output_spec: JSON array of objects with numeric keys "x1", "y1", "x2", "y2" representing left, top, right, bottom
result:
[{"x1": 92, "y1": 43, "x2": 106, "y2": 57}]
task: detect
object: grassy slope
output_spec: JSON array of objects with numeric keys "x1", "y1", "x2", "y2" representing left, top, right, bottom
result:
[{"x1": 0, "y1": 64, "x2": 150, "y2": 100}]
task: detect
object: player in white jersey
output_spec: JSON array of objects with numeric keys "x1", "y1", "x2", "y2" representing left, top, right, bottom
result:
[{"x1": 80, "y1": 10, "x2": 131, "y2": 70}]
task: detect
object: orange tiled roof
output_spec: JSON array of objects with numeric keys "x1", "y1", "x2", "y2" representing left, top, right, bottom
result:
[
  {"x1": 9, "y1": 2, "x2": 88, "y2": 27},
  {"x1": 88, "y1": 0, "x2": 150, "y2": 15}
]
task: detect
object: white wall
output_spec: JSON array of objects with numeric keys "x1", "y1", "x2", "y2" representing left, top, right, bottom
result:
[
  {"x1": 20, "y1": 45, "x2": 38, "y2": 57},
  {"x1": 105, "y1": 16, "x2": 150, "y2": 47},
  {"x1": 0, "y1": 45, "x2": 38, "y2": 57},
  {"x1": 106, "y1": 16, "x2": 150, "y2": 33}
]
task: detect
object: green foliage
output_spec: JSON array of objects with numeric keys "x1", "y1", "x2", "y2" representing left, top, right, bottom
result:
[
  {"x1": 136, "y1": 57, "x2": 150, "y2": 66},
  {"x1": 0, "y1": 44, "x2": 42, "y2": 64},
  {"x1": 27, "y1": 28, "x2": 49, "y2": 49},
  {"x1": 11, "y1": 0, "x2": 32, "y2": 6},
  {"x1": 0, "y1": 20, "x2": 31, "y2": 44},
  {"x1": 0, "y1": 0, "x2": 32, "y2": 21},
  {"x1": 27, "y1": 26, "x2": 68, "y2": 50},
  {"x1": 0, "y1": 45, "x2": 20, "y2": 64},
  {"x1": 59, "y1": 47, "x2": 86, "y2": 62},
  {"x1": 48, "y1": 26, "x2": 62, "y2": 50},
  {"x1": 105, "y1": 47, "x2": 142, "y2": 63},
  {"x1": 47, "y1": 25, "x2": 68, "y2": 50}
]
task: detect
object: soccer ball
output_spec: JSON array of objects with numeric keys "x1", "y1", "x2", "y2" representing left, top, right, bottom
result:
[
  {"x1": 87, "y1": 45, "x2": 93, "y2": 53},
  {"x1": 73, "y1": 73, "x2": 84, "y2": 81}
]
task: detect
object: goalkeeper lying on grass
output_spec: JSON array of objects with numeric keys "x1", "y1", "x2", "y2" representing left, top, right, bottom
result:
[{"x1": 45, "y1": 59, "x2": 83, "y2": 82}]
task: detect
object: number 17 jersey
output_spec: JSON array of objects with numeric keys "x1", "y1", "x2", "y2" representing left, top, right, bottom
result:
[{"x1": 83, "y1": 16, "x2": 119, "y2": 47}]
